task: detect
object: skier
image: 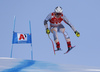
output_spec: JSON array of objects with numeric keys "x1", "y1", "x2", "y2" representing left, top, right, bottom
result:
[{"x1": 44, "y1": 6, "x2": 80, "y2": 51}]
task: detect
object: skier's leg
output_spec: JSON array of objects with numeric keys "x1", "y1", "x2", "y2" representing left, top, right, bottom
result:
[
  {"x1": 63, "y1": 31, "x2": 72, "y2": 50},
  {"x1": 59, "y1": 25, "x2": 72, "y2": 50},
  {"x1": 50, "y1": 27, "x2": 60, "y2": 50}
]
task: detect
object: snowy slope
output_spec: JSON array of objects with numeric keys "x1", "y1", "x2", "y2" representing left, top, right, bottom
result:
[{"x1": 0, "y1": 57, "x2": 100, "y2": 72}]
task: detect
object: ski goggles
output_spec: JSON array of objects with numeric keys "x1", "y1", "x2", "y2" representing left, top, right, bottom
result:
[{"x1": 56, "y1": 13, "x2": 62, "y2": 15}]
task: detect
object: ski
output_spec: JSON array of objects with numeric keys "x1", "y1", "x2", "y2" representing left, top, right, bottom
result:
[
  {"x1": 64, "y1": 46, "x2": 76, "y2": 54},
  {"x1": 55, "y1": 49, "x2": 62, "y2": 51}
]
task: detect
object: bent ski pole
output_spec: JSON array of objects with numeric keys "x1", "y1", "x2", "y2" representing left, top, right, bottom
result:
[{"x1": 48, "y1": 34, "x2": 56, "y2": 55}]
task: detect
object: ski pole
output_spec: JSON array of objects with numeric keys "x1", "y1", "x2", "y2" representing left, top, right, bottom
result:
[{"x1": 48, "y1": 34, "x2": 56, "y2": 55}]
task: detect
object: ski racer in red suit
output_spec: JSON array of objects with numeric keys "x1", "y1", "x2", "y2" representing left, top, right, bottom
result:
[{"x1": 44, "y1": 6, "x2": 80, "y2": 51}]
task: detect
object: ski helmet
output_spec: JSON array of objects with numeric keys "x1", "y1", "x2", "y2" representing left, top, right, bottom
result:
[{"x1": 54, "y1": 6, "x2": 63, "y2": 13}]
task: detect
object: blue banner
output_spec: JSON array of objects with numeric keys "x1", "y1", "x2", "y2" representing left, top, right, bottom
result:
[{"x1": 12, "y1": 32, "x2": 32, "y2": 44}]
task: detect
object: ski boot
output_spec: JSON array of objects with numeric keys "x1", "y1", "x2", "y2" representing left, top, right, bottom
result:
[
  {"x1": 55, "y1": 42, "x2": 61, "y2": 51},
  {"x1": 67, "y1": 41, "x2": 72, "y2": 51},
  {"x1": 64, "y1": 41, "x2": 75, "y2": 54}
]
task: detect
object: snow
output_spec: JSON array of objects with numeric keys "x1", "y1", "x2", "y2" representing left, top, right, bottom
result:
[
  {"x1": 85, "y1": 69, "x2": 100, "y2": 71},
  {"x1": 0, "y1": 57, "x2": 15, "y2": 59},
  {"x1": 0, "y1": 57, "x2": 100, "y2": 72}
]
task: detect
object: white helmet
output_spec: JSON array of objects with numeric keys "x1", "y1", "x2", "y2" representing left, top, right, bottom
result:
[{"x1": 54, "y1": 6, "x2": 63, "y2": 13}]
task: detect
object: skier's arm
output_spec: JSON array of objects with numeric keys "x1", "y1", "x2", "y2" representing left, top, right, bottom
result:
[
  {"x1": 63, "y1": 15, "x2": 80, "y2": 37},
  {"x1": 44, "y1": 20, "x2": 50, "y2": 34},
  {"x1": 63, "y1": 15, "x2": 76, "y2": 32},
  {"x1": 44, "y1": 20, "x2": 48, "y2": 29},
  {"x1": 44, "y1": 13, "x2": 51, "y2": 29},
  {"x1": 44, "y1": 13, "x2": 51, "y2": 34}
]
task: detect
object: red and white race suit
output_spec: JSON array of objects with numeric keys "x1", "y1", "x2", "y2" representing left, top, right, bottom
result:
[{"x1": 44, "y1": 12, "x2": 76, "y2": 49}]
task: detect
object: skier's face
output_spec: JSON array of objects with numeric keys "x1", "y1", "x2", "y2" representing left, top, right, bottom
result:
[{"x1": 55, "y1": 13, "x2": 62, "y2": 18}]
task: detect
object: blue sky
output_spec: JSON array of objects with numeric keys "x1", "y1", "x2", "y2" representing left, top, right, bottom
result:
[{"x1": 0, "y1": 0, "x2": 100, "y2": 67}]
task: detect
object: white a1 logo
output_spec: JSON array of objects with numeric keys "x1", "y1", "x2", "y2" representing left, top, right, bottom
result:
[{"x1": 18, "y1": 33, "x2": 27, "y2": 41}]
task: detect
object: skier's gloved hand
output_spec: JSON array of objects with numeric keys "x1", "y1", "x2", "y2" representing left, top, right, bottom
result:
[
  {"x1": 75, "y1": 31, "x2": 80, "y2": 37},
  {"x1": 46, "y1": 28, "x2": 50, "y2": 34}
]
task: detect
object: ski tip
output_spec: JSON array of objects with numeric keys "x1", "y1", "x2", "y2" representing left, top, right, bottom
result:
[
  {"x1": 72, "y1": 45, "x2": 76, "y2": 48},
  {"x1": 64, "y1": 52, "x2": 68, "y2": 54}
]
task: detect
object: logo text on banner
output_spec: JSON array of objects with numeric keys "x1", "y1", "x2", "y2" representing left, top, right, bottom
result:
[{"x1": 18, "y1": 33, "x2": 27, "y2": 41}]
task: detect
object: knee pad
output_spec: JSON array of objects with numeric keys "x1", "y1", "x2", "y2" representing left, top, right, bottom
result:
[{"x1": 63, "y1": 31, "x2": 70, "y2": 39}]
